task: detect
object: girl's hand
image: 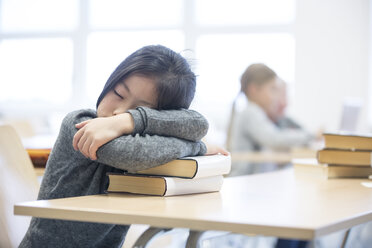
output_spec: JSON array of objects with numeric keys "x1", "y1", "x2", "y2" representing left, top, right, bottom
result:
[
  {"x1": 205, "y1": 142, "x2": 230, "y2": 156},
  {"x1": 72, "y1": 113, "x2": 134, "y2": 160}
]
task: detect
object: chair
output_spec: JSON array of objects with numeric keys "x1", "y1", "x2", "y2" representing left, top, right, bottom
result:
[
  {"x1": 0, "y1": 118, "x2": 36, "y2": 138},
  {"x1": 0, "y1": 125, "x2": 39, "y2": 247}
]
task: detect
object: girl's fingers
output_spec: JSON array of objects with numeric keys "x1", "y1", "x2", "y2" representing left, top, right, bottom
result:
[
  {"x1": 89, "y1": 142, "x2": 99, "y2": 160},
  {"x1": 219, "y1": 148, "x2": 230, "y2": 156},
  {"x1": 81, "y1": 136, "x2": 92, "y2": 159},
  {"x1": 77, "y1": 133, "x2": 88, "y2": 157},
  {"x1": 73, "y1": 128, "x2": 84, "y2": 151},
  {"x1": 75, "y1": 120, "x2": 90, "y2": 129},
  {"x1": 205, "y1": 142, "x2": 230, "y2": 156}
]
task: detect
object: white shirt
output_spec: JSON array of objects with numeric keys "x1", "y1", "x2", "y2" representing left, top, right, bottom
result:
[{"x1": 230, "y1": 101, "x2": 312, "y2": 175}]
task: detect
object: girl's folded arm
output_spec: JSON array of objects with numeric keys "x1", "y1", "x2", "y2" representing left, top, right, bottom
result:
[
  {"x1": 65, "y1": 108, "x2": 208, "y2": 169},
  {"x1": 128, "y1": 107, "x2": 209, "y2": 142},
  {"x1": 95, "y1": 134, "x2": 206, "y2": 172}
]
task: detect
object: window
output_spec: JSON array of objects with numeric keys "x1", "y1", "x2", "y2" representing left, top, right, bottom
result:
[
  {"x1": 86, "y1": 31, "x2": 185, "y2": 103},
  {"x1": 194, "y1": 33, "x2": 295, "y2": 122},
  {"x1": 0, "y1": 38, "x2": 73, "y2": 104},
  {"x1": 1, "y1": 0, "x2": 78, "y2": 32},
  {"x1": 90, "y1": 0, "x2": 182, "y2": 29},
  {"x1": 196, "y1": 0, "x2": 295, "y2": 26},
  {"x1": 0, "y1": 0, "x2": 295, "y2": 138}
]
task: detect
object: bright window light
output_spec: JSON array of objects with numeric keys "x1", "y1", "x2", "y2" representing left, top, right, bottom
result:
[
  {"x1": 0, "y1": 0, "x2": 78, "y2": 32},
  {"x1": 192, "y1": 33, "x2": 295, "y2": 132},
  {"x1": 196, "y1": 0, "x2": 295, "y2": 26},
  {"x1": 0, "y1": 38, "x2": 73, "y2": 104},
  {"x1": 0, "y1": 0, "x2": 297, "y2": 138},
  {"x1": 90, "y1": 0, "x2": 183, "y2": 29},
  {"x1": 86, "y1": 31, "x2": 185, "y2": 101},
  {"x1": 195, "y1": 33, "x2": 295, "y2": 103}
]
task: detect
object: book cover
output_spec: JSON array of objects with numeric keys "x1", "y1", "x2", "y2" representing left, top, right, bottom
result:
[
  {"x1": 317, "y1": 148, "x2": 372, "y2": 166},
  {"x1": 26, "y1": 148, "x2": 51, "y2": 167},
  {"x1": 135, "y1": 154, "x2": 231, "y2": 179},
  {"x1": 323, "y1": 132, "x2": 372, "y2": 150},
  {"x1": 106, "y1": 174, "x2": 224, "y2": 196},
  {"x1": 293, "y1": 158, "x2": 372, "y2": 179}
]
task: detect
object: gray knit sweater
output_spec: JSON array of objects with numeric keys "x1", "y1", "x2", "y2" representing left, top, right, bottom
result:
[{"x1": 20, "y1": 107, "x2": 208, "y2": 248}]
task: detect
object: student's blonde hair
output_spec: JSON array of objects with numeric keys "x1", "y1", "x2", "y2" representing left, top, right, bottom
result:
[
  {"x1": 240, "y1": 63, "x2": 277, "y2": 97},
  {"x1": 226, "y1": 63, "x2": 277, "y2": 150}
]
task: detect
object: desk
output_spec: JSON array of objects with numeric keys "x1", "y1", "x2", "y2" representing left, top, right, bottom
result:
[
  {"x1": 14, "y1": 169, "x2": 372, "y2": 241},
  {"x1": 31, "y1": 149, "x2": 317, "y2": 177},
  {"x1": 26, "y1": 144, "x2": 317, "y2": 175},
  {"x1": 231, "y1": 148, "x2": 317, "y2": 164}
]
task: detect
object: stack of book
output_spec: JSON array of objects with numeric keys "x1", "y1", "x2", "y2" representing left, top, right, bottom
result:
[
  {"x1": 294, "y1": 133, "x2": 372, "y2": 179},
  {"x1": 106, "y1": 154, "x2": 231, "y2": 196}
]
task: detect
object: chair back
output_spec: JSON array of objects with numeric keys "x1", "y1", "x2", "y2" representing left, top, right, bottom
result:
[{"x1": 0, "y1": 125, "x2": 39, "y2": 247}]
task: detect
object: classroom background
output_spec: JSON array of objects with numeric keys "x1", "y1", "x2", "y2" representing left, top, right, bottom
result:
[
  {"x1": 0, "y1": 0, "x2": 371, "y2": 146},
  {"x1": 1, "y1": 1, "x2": 372, "y2": 248}
]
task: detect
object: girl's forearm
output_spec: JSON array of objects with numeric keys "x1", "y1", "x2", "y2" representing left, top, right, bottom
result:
[
  {"x1": 128, "y1": 107, "x2": 209, "y2": 142},
  {"x1": 96, "y1": 134, "x2": 207, "y2": 172}
]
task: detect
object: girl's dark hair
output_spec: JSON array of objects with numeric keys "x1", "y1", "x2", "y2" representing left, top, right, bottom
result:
[{"x1": 96, "y1": 45, "x2": 196, "y2": 110}]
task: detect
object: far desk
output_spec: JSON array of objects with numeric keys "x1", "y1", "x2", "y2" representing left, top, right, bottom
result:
[
  {"x1": 30, "y1": 148, "x2": 317, "y2": 177},
  {"x1": 15, "y1": 169, "x2": 372, "y2": 243},
  {"x1": 231, "y1": 147, "x2": 317, "y2": 164}
]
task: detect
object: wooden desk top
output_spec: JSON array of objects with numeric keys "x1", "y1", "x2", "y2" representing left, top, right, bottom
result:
[
  {"x1": 231, "y1": 148, "x2": 317, "y2": 164},
  {"x1": 14, "y1": 169, "x2": 372, "y2": 240}
]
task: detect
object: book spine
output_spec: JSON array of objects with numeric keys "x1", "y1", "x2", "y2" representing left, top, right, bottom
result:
[{"x1": 317, "y1": 150, "x2": 372, "y2": 166}]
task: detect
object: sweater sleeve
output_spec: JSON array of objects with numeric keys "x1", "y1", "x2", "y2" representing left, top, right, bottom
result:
[
  {"x1": 237, "y1": 105, "x2": 313, "y2": 150},
  {"x1": 127, "y1": 107, "x2": 209, "y2": 142},
  {"x1": 96, "y1": 134, "x2": 206, "y2": 172},
  {"x1": 62, "y1": 109, "x2": 207, "y2": 172}
]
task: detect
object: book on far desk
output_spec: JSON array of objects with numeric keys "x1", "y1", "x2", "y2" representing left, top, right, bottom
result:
[
  {"x1": 135, "y1": 154, "x2": 231, "y2": 179},
  {"x1": 317, "y1": 149, "x2": 372, "y2": 166},
  {"x1": 293, "y1": 158, "x2": 372, "y2": 179},
  {"x1": 107, "y1": 174, "x2": 224, "y2": 196},
  {"x1": 26, "y1": 148, "x2": 51, "y2": 167},
  {"x1": 323, "y1": 132, "x2": 372, "y2": 150}
]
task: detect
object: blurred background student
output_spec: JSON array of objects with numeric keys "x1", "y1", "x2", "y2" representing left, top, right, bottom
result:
[
  {"x1": 272, "y1": 78, "x2": 303, "y2": 130},
  {"x1": 224, "y1": 64, "x2": 312, "y2": 248},
  {"x1": 228, "y1": 63, "x2": 313, "y2": 176}
]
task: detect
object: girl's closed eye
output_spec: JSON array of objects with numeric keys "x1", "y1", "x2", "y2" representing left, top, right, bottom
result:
[{"x1": 113, "y1": 89, "x2": 124, "y2": 99}]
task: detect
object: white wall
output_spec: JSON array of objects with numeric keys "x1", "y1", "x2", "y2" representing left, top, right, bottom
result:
[{"x1": 292, "y1": 0, "x2": 370, "y2": 133}]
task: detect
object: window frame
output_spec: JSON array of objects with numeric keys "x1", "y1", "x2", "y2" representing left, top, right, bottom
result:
[{"x1": 0, "y1": 0, "x2": 295, "y2": 118}]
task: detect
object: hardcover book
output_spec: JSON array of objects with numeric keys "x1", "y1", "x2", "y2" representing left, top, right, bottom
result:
[
  {"x1": 323, "y1": 132, "x2": 372, "y2": 150},
  {"x1": 294, "y1": 158, "x2": 372, "y2": 179},
  {"x1": 135, "y1": 154, "x2": 231, "y2": 179},
  {"x1": 317, "y1": 149, "x2": 372, "y2": 166},
  {"x1": 107, "y1": 174, "x2": 224, "y2": 196}
]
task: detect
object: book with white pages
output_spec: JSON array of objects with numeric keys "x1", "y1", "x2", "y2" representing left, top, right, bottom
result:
[
  {"x1": 107, "y1": 174, "x2": 224, "y2": 196},
  {"x1": 135, "y1": 154, "x2": 231, "y2": 179}
]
